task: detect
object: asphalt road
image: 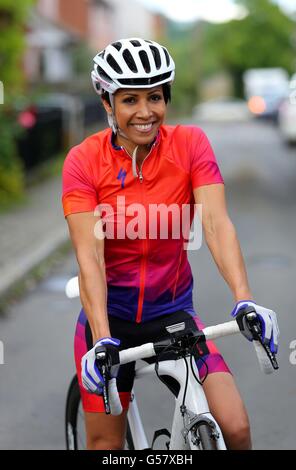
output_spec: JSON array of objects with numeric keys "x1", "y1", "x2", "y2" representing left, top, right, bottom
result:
[{"x1": 0, "y1": 118, "x2": 295, "y2": 450}]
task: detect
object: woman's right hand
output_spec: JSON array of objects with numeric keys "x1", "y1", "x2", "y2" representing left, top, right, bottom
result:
[{"x1": 81, "y1": 337, "x2": 121, "y2": 395}]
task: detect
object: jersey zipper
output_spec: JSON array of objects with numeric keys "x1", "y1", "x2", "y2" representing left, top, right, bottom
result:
[
  {"x1": 136, "y1": 234, "x2": 148, "y2": 323},
  {"x1": 121, "y1": 142, "x2": 157, "y2": 322},
  {"x1": 135, "y1": 144, "x2": 158, "y2": 321}
]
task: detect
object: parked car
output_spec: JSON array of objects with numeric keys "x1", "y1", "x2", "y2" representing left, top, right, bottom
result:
[
  {"x1": 243, "y1": 68, "x2": 290, "y2": 120},
  {"x1": 278, "y1": 73, "x2": 296, "y2": 145},
  {"x1": 193, "y1": 97, "x2": 251, "y2": 122}
]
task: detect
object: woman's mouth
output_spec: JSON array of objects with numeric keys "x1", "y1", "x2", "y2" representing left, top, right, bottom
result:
[{"x1": 131, "y1": 122, "x2": 155, "y2": 133}]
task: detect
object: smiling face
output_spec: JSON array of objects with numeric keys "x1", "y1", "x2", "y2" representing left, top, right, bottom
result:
[{"x1": 102, "y1": 86, "x2": 167, "y2": 155}]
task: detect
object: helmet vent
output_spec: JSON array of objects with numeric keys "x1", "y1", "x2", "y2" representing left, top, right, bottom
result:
[
  {"x1": 139, "y1": 50, "x2": 151, "y2": 73},
  {"x1": 130, "y1": 39, "x2": 141, "y2": 47},
  {"x1": 123, "y1": 49, "x2": 138, "y2": 72},
  {"x1": 163, "y1": 48, "x2": 170, "y2": 67},
  {"x1": 112, "y1": 41, "x2": 122, "y2": 51},
  {"x1": 106, "y1": 54, "x2": 123, "y2": 74},
  {"x1": 97, "y1": 65, "x2": 113, "y2": 83},
  {"x1": 118, "y1": 71, "x2": 171, "y2": 86},
  {"x1": 149, "y1": 46, "x2": 161, "y2": 70}
]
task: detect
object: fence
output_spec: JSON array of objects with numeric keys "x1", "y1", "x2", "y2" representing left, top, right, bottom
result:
[{"x1": 17, "y1": 106, "x2": 63, "y2": 170}]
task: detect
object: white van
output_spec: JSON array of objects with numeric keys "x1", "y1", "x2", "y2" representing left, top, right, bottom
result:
[{"x1": 243, "y1": 68, "x2": 290, "y2": 118}]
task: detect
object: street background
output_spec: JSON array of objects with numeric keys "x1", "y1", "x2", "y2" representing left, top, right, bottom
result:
[{"x1": 0, "y1": 0, "x2": 296, "y2": 450}]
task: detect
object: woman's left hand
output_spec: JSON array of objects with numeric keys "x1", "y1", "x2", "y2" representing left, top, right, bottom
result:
[{"x1": 231, "y1": 300, "x2": 280, "y2": 354}]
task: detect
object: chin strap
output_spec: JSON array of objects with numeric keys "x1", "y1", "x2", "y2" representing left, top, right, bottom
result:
[
  {"x1": 108, "y1": 93, "x2": 129, "y2": 139},
  {"x1": 107, "y1": 93, "x2": 118, "y2": 134},
  {"x1": 108, "y1": 93, "x2": 140, "y2": 179},
  {"x1": 107, "y1": 113, "x2": 117, "y2": 134}
]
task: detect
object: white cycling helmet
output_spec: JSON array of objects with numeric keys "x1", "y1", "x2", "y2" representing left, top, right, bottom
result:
[{"x1": 91, "y1": 37, "x2": 175, "y2": 96}]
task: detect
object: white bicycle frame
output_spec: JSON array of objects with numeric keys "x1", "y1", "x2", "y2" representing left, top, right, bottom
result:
[{"x1": 127, "y1": 357, "x2": 226, "y2": 450}]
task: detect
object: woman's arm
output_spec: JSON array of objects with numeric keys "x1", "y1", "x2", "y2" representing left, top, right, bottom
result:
[
  {"x1": 193, "y1": 184, "x2": 253, "y2": 303},
  {"x1": 66, "y1": 211, "x2": 111, "y2": 343}
]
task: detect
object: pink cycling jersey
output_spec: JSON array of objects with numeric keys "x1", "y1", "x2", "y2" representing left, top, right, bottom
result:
[{"x1": 62, "y1": 124, "x2": 224, "y2": 324}]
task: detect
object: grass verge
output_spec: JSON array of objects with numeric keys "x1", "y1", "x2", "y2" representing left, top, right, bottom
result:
[{"x1": 0, "y1": 239, "x2": 72, "y2": 315}]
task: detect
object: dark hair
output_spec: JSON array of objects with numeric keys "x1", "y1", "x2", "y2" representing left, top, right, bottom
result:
[{"x1": 101, "y1": 83, "x2": 171, "y2": 106}]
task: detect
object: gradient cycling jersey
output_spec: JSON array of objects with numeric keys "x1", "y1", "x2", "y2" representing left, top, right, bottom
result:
[{"x1": 62, "y1": 125, "x2": 224, "y2": 323}]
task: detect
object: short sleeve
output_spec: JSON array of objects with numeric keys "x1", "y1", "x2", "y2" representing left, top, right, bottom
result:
[
  {"x1": 190, "y1": 127, "x2": 224, "y2": 189},
  {"x1": 62, "y1": 147, "x2": 98, "y2": 218}
]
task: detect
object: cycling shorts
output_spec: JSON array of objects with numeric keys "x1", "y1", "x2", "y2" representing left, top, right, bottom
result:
[{"x1": 74, "y1": 309, "x2": 232, "y2": 413}]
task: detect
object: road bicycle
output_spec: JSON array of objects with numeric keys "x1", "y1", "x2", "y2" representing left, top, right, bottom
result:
[{"x1": 64, "y1": 276, "x2": 278, "y2": 450}]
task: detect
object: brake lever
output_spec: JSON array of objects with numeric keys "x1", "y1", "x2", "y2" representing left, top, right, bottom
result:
[
  {"x1": 101, "y1": 364, "x2": 111, "y2": 414},
  {"x1": 96, "y1": 351, "x2": 111, "y2": 414},
  {"x1": 246, "y1": 310, "x2": 279, "y2": 370}
]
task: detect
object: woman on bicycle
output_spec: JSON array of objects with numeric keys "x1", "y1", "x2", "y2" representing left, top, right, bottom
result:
[{"x1": 62, "y1": 38, "x2": 279, "y2": 450}]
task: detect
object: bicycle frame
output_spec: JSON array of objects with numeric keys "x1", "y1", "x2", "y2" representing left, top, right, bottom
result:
[{"x1": 127, "y1": 356, "x2": 226, "y2": 450}]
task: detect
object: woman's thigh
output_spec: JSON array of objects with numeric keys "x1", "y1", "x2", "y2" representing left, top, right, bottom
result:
[
  {"x1": 85, "y1": 409, "x2": 128, "y2": 450},
  {"x1": 202, "y1": 372, "x2": 251, "y2": 449}
]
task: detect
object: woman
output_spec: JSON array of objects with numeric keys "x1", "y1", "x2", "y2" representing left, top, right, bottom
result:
[{"x1": 62, "y1": 38, "x2": 279, "y2": 450}]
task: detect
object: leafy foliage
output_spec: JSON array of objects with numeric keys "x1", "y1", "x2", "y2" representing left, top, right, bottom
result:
[
  {"x1": 163, "y1": 24, "x2": 203, "y2": 114},
  {"x1": 202, "y1": 0, "x2": 296, "y2": 96},
  {"x1": 0, "y1": 0, "x2": 34, "y2": 207}
]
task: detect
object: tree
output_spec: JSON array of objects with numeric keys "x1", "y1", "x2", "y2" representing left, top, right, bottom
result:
[
  {"x1": 162, "y1": 23, "x2": 203, "y2": 114},
  {"x1": 0, "y1": 0, "x2": 34, "y2": 208},
  {"x1": 202, "y1": 0, "x2": 296, "y2": 96}
]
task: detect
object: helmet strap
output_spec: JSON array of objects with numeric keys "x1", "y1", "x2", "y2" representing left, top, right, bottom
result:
[
  {"x1": 107, "y1": 93, "x2": 118, "y2": 134},
  {"x1": 107, "y1": 112, "x2": 118, "y2": 134},
  {"x1": 108, "y1": 92, "x2": 129, "y2": 139}
]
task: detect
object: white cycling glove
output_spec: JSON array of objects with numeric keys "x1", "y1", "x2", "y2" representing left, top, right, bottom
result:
[
  {"x1": 81, "y1": 337, "x2": 120, "y2": 395},
  {"x1": 231, "y1": 300, "x2": 280, "y2": 354}
]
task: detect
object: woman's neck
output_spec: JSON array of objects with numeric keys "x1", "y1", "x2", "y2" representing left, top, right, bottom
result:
[{"x1": 115, "y1": 135, "x2": 150, "y2": 163}]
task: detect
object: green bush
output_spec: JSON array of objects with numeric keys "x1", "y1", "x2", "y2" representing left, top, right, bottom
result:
[
  {"x1": 0, "y1": 108, "x2": 25, "y2": 208},
  {"x1": 0, "y1": 0, "x2": 35, "y2": 209}
]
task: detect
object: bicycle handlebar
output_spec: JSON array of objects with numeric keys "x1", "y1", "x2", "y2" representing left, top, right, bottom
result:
[
  {"x1": 98, "y1": 316, "x2": 278, "y2": 415},
  {"x1": 118, "y1": 318, "x2": 277, "y2": 374},
  {"x1": 65, "y1": 276, "x2": 279, "y2": 374}
]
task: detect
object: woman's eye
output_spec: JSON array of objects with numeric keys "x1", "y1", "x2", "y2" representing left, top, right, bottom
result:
[
  {"x1": 123, "y1": 97, "x2": 135, "y2": 104},
  {"x1": 151, "y1": 94, "x2": 162, "y2": 101}
]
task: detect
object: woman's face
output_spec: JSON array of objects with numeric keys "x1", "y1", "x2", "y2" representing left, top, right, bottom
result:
[{"x1": 103, "y1": 86, "x2": 167, "y2": 151}]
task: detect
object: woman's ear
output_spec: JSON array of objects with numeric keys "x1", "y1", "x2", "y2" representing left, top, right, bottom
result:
[{"x1": 101, "y1": 97, "x2": 112, "y2": 115}]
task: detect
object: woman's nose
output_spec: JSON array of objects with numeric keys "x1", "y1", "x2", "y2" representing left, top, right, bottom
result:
[{"x1": 136, "y1": 100, "x2": 153, "y2": 119}]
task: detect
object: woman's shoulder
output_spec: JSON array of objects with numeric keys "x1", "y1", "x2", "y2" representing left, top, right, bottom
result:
[{"x1": 160, "y1": 124, "x2": 206, "y2": 141}]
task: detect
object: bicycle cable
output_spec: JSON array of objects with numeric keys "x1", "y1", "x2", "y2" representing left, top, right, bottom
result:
[
  {"x1": 189, "y1": 336, "x2": 209, "y2": 385},
  {"x1": 154, "y1": 334, "x2": 209, "y2": 399},
  {"x1": 154, "y1": 343, "x2": 181, "y2": 385}
]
